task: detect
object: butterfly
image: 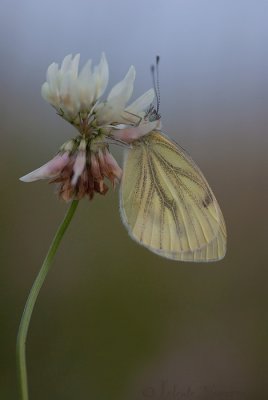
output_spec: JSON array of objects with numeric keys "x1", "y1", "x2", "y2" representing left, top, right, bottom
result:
[{"x1": 119, "y1": 130, "x2": 227, "y2": 262}]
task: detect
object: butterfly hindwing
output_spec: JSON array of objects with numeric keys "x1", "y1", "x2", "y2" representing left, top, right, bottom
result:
[{"x1": 119, "y1": 131, "x2": 226, "y2": 262}]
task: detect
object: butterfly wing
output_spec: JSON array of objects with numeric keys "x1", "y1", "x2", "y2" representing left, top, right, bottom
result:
[{"x1": 119, "y1": 131, "x2": 226, "y2": 262}]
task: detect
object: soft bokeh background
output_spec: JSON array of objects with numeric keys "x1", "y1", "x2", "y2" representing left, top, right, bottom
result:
[{"x1": 1, "y1": 0, "x2": 267, "y2": 399}]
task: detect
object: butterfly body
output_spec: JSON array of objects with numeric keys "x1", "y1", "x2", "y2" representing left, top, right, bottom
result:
[{"x1": 119, "y1": 131, "x2": 226, "y2": 262}]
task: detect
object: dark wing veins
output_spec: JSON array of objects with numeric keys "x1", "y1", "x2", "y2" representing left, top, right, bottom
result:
[{"x1": 146, "y1": 146, "x2": 182, "y2": 241}]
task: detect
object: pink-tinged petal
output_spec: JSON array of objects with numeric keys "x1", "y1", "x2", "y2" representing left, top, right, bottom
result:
[
  {"x1": 97, "y1": 148, "x2": 105, "y2": 170},
  {"x1": 20, "y1": 153, "x2": 70, "y2": 182},
  {"x1": 71, "y1": 140, "x2": 87, "y2": 186},
  {"x1": 103, "y1": 150, "x2": 122, "y2": 180},
  {"x1": 90, "y1": 152, "x2": 102, "y2": 179},
  {"x1": 112, "y1": 120, "x2": 161, "y2": 143}
]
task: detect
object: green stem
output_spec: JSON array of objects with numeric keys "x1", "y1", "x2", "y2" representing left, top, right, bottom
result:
[{"x1": 16, "y1": 200, "x2": 79, "y2": 400}]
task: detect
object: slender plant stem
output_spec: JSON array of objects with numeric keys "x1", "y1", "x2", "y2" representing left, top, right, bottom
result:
[{"x1": 16, "y1": 200, "x2": 79, "y2": 400}]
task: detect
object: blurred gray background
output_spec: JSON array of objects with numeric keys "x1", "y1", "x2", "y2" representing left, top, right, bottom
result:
[{"x1": 1, "y1": 0, "x2": 267, "y2": 399}]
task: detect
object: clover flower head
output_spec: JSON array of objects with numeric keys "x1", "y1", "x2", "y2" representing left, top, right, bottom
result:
[{"x1": 20, "y1": 53, "x2": 161, "y2": 201}]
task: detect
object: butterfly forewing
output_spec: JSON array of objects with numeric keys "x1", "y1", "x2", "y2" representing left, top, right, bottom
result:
[{"x1": 119, "y1": 131, "x2": 226, "y2": 262}]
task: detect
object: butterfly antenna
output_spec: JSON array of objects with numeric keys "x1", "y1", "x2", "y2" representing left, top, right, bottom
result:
[
  {"x1": 155, "y1": 55, "x2": 160, "y2": 113},
  {"x1": 150, "y1": 56, "x2": 161, "y2": 114}
]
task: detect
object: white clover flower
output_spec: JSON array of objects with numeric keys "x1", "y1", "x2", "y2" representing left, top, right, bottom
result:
[
  {"x1": 41, "y1": 53, "x2": 109, "y2": 122},
  {"x1": 20, "y1": 53, "x2": 160, "y2": 201}
]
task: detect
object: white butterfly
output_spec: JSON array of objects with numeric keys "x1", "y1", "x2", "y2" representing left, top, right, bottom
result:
[{"x1": 119, "y1": 130, "x2": 226, "y2": 262}]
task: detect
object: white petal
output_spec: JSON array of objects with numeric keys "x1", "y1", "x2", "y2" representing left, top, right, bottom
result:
[
  {"x1": 46, "y1": 62, "x2": 59, "y2": 89},
  {"x1": 42, "y1": 81, "x2": 62, "y2": 109},
  {"x1": 59, "y1": 72, "x2": 80, "y2": 116},
  {"x1": 78, "y1": 60, "x2": 95, "y2": 107},
  {"x1": 107, "y1": 66, "x2": 136, "y2": 106},
  {"x1": 41, "y1": 82, "x2": 51, "y2": 102},
  {"x1": 95, "y1": 102, "x2": 123, "y2": 124},
  {"x1": 79, "y1": 59, "x2": 92, "y2": 82},
  {"x1": 126, "y1": 88, "x2": 155, "y2": 114},
  {"x1": 94, "y1": 52, "x2": 109, "y2": 98},
  {"x1": 61, "y1": 54, "x2": 73, "y2": 73},
  {"x1": 96, "y1": 66, "x2": 136, "y2": 123},
  {"x1": 78, "y1": 83, "x2": 95, "y2": 109},
  {"x1": 70, "y1": 54, "x2": 80, "y2": 77},
  {"x1": 20, "y1": 153, "x2": 70, "y2": 182},
  {"x1": 60, "y1": 71, "x2": 73, "y2": 95}
]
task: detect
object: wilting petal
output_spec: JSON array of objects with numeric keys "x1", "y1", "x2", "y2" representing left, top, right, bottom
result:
[
  {"x1": 103, "y1": 150, "x2": 122, "y2": 180},
  {"x1": 20, "y1": 153, "x2": 70, "y2": 182},
  {"x1": 90, "y1": 152, "x2": 102, "y2": 179}
]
